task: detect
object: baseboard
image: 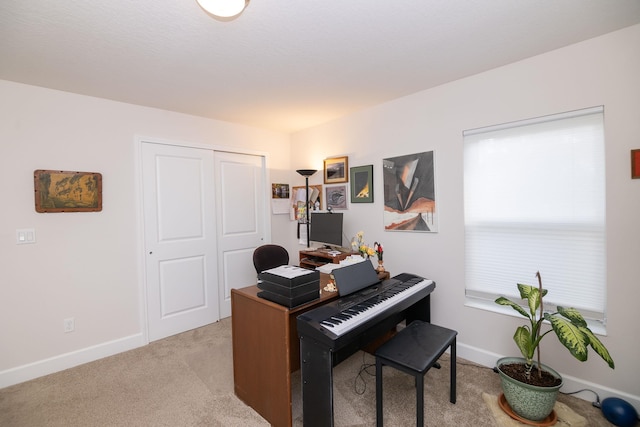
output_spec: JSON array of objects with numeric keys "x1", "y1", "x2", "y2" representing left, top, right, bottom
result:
[
  {"x1": 0, "y1": 333, "x2": 145, "y2": 389},
  {"x1": 457, "y1": 342, "x2": 640, "y2": 414}
]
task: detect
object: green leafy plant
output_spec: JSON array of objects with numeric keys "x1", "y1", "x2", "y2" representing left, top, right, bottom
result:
[{"x1": 495, "y1": 271, "x2": 614, "y2": 379}]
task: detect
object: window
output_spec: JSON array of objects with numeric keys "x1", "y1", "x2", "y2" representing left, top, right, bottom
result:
[{"x1": 463, "y1": 106, "x2": 606, "y2": 325}]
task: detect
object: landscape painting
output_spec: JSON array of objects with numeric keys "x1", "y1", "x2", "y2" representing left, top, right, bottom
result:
[
  {"x1": 382, "y1": 151, "x2": 436, "y2": 232},
  {"x1": 323, "y1": 156, "x2": 348, "y2": 184},
  {"x1": 34, "y1": 169, "x2": 102, "y2": 213}
]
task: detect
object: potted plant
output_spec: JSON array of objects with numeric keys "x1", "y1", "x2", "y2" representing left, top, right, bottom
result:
[{"x1": 494, "y1": 271, "x2": 615, "y2": 421}]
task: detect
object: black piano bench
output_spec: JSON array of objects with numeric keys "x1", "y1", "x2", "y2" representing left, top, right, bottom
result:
[{"x1": 375, "y1": 320, "x2": 457, "y2": 426}]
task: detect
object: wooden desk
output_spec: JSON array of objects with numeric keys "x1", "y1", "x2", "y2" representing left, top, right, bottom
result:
[
  {"x1": 231, "y1": 275, "x2": 337, "y2": 427},
  {"x1": 231, "y1": 269, "x2": 392, "y2": 427}
]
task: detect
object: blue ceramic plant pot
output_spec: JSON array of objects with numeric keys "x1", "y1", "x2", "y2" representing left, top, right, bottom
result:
[{"x1": 496, "y1": 356, "x2": 563, "y2": 421}]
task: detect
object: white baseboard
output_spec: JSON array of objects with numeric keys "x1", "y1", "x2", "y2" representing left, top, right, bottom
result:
[
  {"x1": 0, "y1": 333, "x2": 145, "y2": 389},
  {"x1": 457, "y1": 342, "x2": 640, "y2": 414}
]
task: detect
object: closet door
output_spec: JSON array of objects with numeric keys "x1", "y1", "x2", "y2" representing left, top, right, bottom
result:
[
  {"x1": 141, "y1": 141, "x2": 218, "y2": 341},
  {"x1": 214, "y1": 151, "x2": 267, "y2": 318}
]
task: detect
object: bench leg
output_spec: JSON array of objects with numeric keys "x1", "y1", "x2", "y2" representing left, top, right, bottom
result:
[{"x1": 416, "y1": 373, "x2": 424, "y2": 427}]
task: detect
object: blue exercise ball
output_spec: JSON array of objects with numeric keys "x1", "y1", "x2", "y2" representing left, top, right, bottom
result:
[{"x1": 601, "y1": 397, "x2": 638, "y2": 427}]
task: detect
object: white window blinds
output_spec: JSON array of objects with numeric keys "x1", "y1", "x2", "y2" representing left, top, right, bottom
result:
[{"x1": 463, "y1": 106, "x2": 606, "y2": 323}]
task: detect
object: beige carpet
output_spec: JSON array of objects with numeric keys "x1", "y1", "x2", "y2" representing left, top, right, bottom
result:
[{"x1": 0, "y1": 318, "x2": 613, "y2": 426}]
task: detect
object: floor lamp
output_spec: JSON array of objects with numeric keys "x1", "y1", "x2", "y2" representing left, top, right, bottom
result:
[{"x1": 296, "y1": 169, "x2": 317, "y2": 247}]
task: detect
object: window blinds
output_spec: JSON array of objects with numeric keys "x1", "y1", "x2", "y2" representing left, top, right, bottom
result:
[{"x1": 463, "y1": 106, "x2": 606, "y2": 322}]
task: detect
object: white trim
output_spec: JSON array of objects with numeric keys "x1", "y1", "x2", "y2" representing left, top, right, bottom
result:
[
  {"x1": 134, "y1": 134, "x2": 269, "y2": 159},
  {"x1": 0, "y1": 333, "x2": 144, "y2": 388},
  {"x1": 134, "y1": 136, "x2": 150, "y2": 346}
]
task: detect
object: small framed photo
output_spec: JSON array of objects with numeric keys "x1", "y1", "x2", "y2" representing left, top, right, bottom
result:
[
  {"x1": 350, "y1": 165, "x2": 373, "y2": 203},
  {"x1": 271, "y1": 183, "x2": 290, "y2": 198},
  {"x1": 324, "y1": 156, "x2": 348, "y2": 184},
  {"x1": 632, "y1": 149, "x2": 640, "y2": 179}
]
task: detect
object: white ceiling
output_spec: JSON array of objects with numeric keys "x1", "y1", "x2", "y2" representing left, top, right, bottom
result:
[{"x1": 2, "y1": 1, "x2": 640, "y2": 133}]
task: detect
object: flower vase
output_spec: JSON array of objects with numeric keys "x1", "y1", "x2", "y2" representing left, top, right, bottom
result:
[{"x1": 376, "y1": 259, "x2": 385, "y2": 272}]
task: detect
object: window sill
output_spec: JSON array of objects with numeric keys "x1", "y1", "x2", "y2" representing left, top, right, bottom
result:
[{"x1": 464, "y1": 297, "x2": 608, "y2": 337}]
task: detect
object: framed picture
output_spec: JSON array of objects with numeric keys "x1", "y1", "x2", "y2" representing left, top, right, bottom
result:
[
  {"x1": 632, "y1": 149, "x2": 640, "y2": 179},
  {"x1": 350, "y1": 165, "x2": 373, "y2": 203},
  {"x1": 34, "y1": 169, "x2": 102, "y2": 213},
  {"x1": 324, "y1": 156, "x2": 349, "y2": 184},
  {"x1": 271, "y1": 183, "x2": 290, "y2": 198},
  {"x1": 382, "y1": 151, "x2": 437, "y2": 232},
  {"x1": 325, "y1": 185, "x2": 348, "y2": 210}
]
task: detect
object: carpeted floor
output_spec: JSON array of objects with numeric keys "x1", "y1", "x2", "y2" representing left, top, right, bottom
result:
[{"x1": 0, "y1": 317, "x2": 613, "y2": 426}]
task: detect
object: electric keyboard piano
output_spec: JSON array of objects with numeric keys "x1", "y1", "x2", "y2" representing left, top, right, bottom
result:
[{"x1": 297, "y1": 272, "x2": 436, "y2": 426}]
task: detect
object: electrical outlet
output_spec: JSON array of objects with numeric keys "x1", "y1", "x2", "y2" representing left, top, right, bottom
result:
[{"x1": 64, "y1": 318, "x2": 75, "y2": 333}]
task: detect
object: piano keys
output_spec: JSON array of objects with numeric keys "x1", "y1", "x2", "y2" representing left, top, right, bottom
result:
[{"x1": 297, "y1": 275, "x2": 434, "y2": 347}]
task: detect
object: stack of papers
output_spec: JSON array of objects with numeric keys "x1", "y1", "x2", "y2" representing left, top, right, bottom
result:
[
  {"x1": 341, "y1": 255, "x2": 367, "y2": 265},
  {"x1": 315, "y1": 256, "x2": 367, "y2": 274},
  {"x1": 316, "y1": 264, "x2": 338, "y2": 274},
  {"x1": 263, "y1": 265, "x2": 315, "y2": 278}
]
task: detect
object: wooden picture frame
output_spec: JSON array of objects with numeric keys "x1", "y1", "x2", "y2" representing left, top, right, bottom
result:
[
  {"x1": 323, "y1": 156, "x2": 348, "y2": 184},
  {"x1": 632, "y1": 149, "x2": 640, "y2": 179},
  {"x1": 350, "y1": 165, "x2": 373, "y2": 203},
  {"x1": 34, "y1": 169, "x2": 102, "y2": 212}
]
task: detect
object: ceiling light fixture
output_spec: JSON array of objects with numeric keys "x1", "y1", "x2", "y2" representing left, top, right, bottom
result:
[{"x1": 196, "y1": 0, "x2": 249, "y2": 18}]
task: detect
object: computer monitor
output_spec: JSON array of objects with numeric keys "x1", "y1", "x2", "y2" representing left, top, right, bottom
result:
[{"x1": 309, "y1": 212, "x2": 343, "y2": 249}]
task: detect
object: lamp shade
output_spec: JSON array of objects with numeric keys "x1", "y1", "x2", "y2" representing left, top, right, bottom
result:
[
  {"x1": 296, "y1": 169, "x2": 317, "y2": 177},
  {"x1": 196, "y1": 0, "x2": 249, "y2": 18}
]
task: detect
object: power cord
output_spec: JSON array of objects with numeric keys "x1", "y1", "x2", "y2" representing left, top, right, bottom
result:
[
  {"x1": 561, "y1": 388, "x2": 602, "y2": 408},
  {"x1": 354, "y1": 352, "x2": 376, "y2": 395}
]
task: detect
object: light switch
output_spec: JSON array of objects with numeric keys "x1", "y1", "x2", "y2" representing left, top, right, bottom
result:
[{"x1": 16, "y1": 228, "x2": 36, "y2": 245}]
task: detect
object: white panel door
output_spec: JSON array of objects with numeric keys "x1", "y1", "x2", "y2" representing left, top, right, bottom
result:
[
  {"x1": 142, "y1": 142, "x2": 219, "y2": 341},
  {"x1": 215, "y1": 151, "x2": 267, "y2": 318}
]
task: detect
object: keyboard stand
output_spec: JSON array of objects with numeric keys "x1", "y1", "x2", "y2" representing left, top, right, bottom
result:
[{"x1": 299, "y1": 291, "x2": 433, "y2": 426}]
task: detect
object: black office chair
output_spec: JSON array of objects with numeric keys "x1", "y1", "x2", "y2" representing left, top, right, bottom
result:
[{"x1": 252, "y1": 244, "x2": 290, "y2": 274}]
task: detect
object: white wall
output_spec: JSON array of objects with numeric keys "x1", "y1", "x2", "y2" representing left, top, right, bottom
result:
[
  {"x1": 0, "y1": 81, "x2": 291, "y2": 386},
  {"x1": 289, "y1": 25, "x2": 640, "y2": 407}
]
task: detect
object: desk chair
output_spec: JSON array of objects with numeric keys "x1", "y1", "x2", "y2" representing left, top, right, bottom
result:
[{"x1": 252, "y1": 244, "x2": 289, "y2": 274}]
